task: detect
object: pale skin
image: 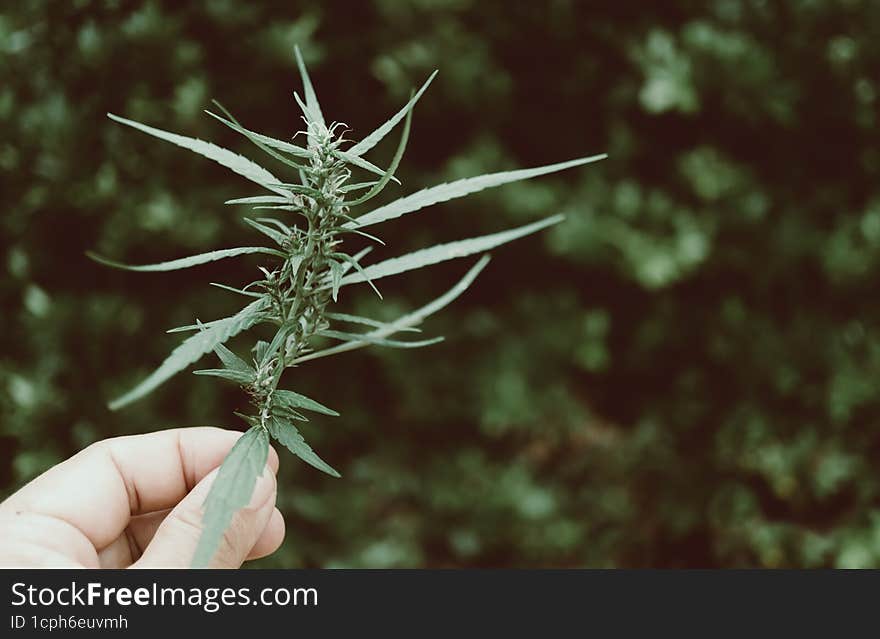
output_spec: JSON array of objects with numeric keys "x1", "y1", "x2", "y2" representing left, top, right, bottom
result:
[{"x1": 0, "y1": 427, "x2": 285, "y2": 568}]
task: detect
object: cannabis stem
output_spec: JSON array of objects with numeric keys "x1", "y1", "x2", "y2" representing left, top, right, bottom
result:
[{"x1": 252, "y1": 122, "x2": 352, "y2": 431}]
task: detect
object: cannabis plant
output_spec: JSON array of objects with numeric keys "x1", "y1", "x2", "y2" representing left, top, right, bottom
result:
[{"x1": 92, "y1": 48, "x2": 605, "y2": 566}]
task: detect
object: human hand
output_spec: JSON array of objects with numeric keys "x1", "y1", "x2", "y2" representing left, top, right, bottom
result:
[{"x1": 0, "y1": 427, "x2": 284, "y2": 568}]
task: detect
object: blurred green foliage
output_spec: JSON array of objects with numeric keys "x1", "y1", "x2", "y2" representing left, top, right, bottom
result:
[{"x1": 2, "y1": 0, "x2": 880, "y2": 567}]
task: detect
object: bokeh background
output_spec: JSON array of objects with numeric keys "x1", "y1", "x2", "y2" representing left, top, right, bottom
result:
[{"x1": 3, "y1": 0, "x2": 880, "y2": 567}]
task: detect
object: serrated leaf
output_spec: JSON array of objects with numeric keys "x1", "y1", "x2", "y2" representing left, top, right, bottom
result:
[
  {"x1": 267, "y1": 415, "x2": 340, "y2": 477},
  {"x1": 107, "y1": 113, "x2": 287, "y2": 195},
  {"x1": 192, "y1": 368, "x2": 255, "y2": 384},
  {"x1": 339, "y1": 246, "x2": 373, "y2": 275},
  {"x1": 295, "y1": 256, "x2": 489, "y2": 365},
  {"x1": 335, "y1": 215, "x2": 562, "y2": 289},
  {"x1": 205, "y1": 109, "x2": 310, "y2": 158},
  {"x1": 340, "y1": 180, "x2": 379, "y2": 193},
  {"x1": 261, "y1": 323, "x2": 294, "y2": 369},
  {"x1": 213, "y1": 342, "x2": 254, "y2": 375},
  {"x1": 333, "y1": 149, "x2": 401, "y2": 184},
  {"x1": 256, "y1": 218, "x2": 293, "y2": 234},
  {"x1": 319, "y1": 329, "x2": 444, "y2": 349},
  {"x1": 329, "y1": 260, "x2": 344, "y2": 302},
  {"x1": 347, "y1": 102, "x2": 412, "y2": 206},
  {"x1": 350, "y1": 154, "x2": 606, "y2": 229},
  {"x1": 243, "y1": 218, "x2": 287, "y2": 246},
  {"x1": 324, "y1": 312, "x2": 421, "y2": 333},
  {"x1": 225, "y1": 195, "x2": 293, "y2": 206},
  {"x1": 332, "y1": 251, "x2": 383, "y2": 299},
  {"x1": 294, "y1": 45, "x2": 325, "y2": 127},
  {"x1": 209, "y1": 282, "x2": 263, "y2": 299},
  {"x1": 109, "y1": 298, "x2": 268, "y2": 410},
  {"x1": 207, "y1": 103, "x2": 308, "y2": 173},
  {"x1": 347, "y1": 70, "x2": 437, "y2": 157},
  {"x1": 273, "y1": 389, "x2": 340, "y2": 417},
  {"x1": 88, "y1": 246, "x2": 283, "y2": 272},
  {"x1": 330, "y1": 227, "x2": 385, "y2": 245},
  {"x1": 192, "y1": 426, "x2": 269, "y2": 567}
]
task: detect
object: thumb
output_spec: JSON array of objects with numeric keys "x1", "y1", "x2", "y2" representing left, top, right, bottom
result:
[{"x1": 133, "y1": 461, "x2": 278, "y2": 568}]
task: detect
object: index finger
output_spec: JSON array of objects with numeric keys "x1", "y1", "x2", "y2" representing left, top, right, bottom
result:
[{"x1": 0, "y1": 427, "x2": 279, "y2": 550}]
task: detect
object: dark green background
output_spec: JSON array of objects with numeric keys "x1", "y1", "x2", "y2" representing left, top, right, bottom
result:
[{"x1": 3, "y1": 0, "x2": 880, "y2": 567}]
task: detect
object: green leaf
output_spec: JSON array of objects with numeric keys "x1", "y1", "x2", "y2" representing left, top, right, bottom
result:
[
  {"x1": 256, "y1": 218, "x2": 293, "y2": 235},
  {"x1": 340, "y1": 180, "x2": 380, "y2": 193},
  {"x1": 205, "y1": 109, "x2": 310, "y2": 158},
  {"x1": 332, "y1": 251, "x2": 383, "y2": 299},
  {"x1": 348, "y1": 70, "x2": 437, "y2": 157},
  {"x1": 350, "y1": 154, "x2": 606, "y2": 229},
  {"x1": 294, "y1": 45, "x2": 325, "y2": 127},
  {"x1": 347, "y1": 101, "x2": 412, "y2": 207},
  {"x1": 243, "y1": 218, "x2": 287, "y2": 246},
  {"x1": 260, "y1": 323, "x2": 294, "y2": 369},
  {"x1": 267, "y1": 415, "x2": 340, "y2": 477},
  {"x1": 192, "y1": 426, "x2": 269, "y2": 567},
  {"x1": 329, "y1": 260, "x2": 344, "y2": 302},
  {"x1": 333, "y1": 149, "x2": 401, "y2": 185},
  {"x1": 207, "y1": 103, "x2": 309, "y2": 173},
  {"x1": 192, "y1": 368, "x2": 255, "y2": 384},
  {"x1": 107, "y1": 113, "x2": 287, "y2": 194},
  {"x1": 336, "y1": 215, "x2": 562, "y2": 289},
  {"x1": 225, "y1": 195, "x2": 292, "y2": 206},
  {"x1": 330, "y1": 227, "x2": 385, "y2": 245},
  {"x1": 295, "y1": 256, "x2": 489, "y2": 365},
  {"x1": 339, "y1": 246, "x2": 373, "y2": 275},
  {"x1": 109, "y1": 298, "x2": 268, "y2": 410},
  {"x1": 213, "y1": 342, "x2": 254, "y2": 376},
  {"x1": 324, "y1": 312, "x2": 420, "y2": 333},
  {"x1": 88, "y1": 246, "x2": 283, "y2": 272},
  {"x1": 273, "y1": 389, "x2": 340, "y2": 416},
  {"x1": 209, "y1": 282, "x2": 263, "y2": 299},
  {"x1": 318, "y1": 329, "x2": 444, "y2": 349}
]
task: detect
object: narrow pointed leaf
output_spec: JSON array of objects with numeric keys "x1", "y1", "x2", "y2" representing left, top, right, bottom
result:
[
  {"x1": 206, "y1": 104, "x2": 308, "y2": 172},
  {"x1": 348, "y1": 70, "x2": 437, "y2": 157},
  {"x1": 347, "y1": 103, "x2": 412, "y2": 207},
  {"x1": 295, "y1": 256, "x2": 489, "y2": 365},
  {"x1": 205, "y1": 109, "x2": 310, "y2": 158},
  {"x1": 225, "y1": 196, "x2": 293, "y2": 206},
  {"x1": 192, "y1": 426, "x2": 269, "y2": 567},
  {"x1": 109, "y1": 298, "x2": 268, "y2": 410},
  {"x1": 336, "y1": 215, "x2": 562, "y2": 289},
  {"x1": 193, "y1": 368, "x2": 255, "y2": 384},
  {"x1": 273, "y1": 389, "x2": 340, "y2": 417},
  {"x1": 213, "y1": 342, "x2": 254, "y2": 375},
  {"x1": 294, "y1": 46, "x2": 325, "y2": 127},
  {"x1": 329, "y1": 260, "x2": 344, "y2": 302},
  {"x1": 340, "y1": 180, "x2": 379, "y2": 193},
  {"x1": 332, "y1": 251, "x2": 383, "y2": 299},
  {"x1": 256, "y1": 218, "x2": 293, "y2": 234},
  {"x1": 333, "y1": 149, "x2": 401, "y2": 184},
  {"x1": 209, "y1": 282, "x2": 263, "y2": 299},
  {"x1": 88, "y1": 246, "x2": 283, "y2": 272},
  {"x1": 350, "y1": 155, "x2": 606, "y2": 229},
  {"x1": 107, "y1": 113, "x2": 287, "y2": 195},
  {"x1": 243, "y1": 218, "x2": 287, "y2": 246},
  {"x1": 267, "y1": 416, "x2": 340, "y2": 477},
  {"x1": 324, "y1": 312, "x2": 421, "y2": 333},
  {"x1": 319, "y1": 329, "x2": 443, "y2": 349}
]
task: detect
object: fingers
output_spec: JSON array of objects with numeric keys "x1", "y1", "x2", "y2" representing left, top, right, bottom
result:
[
  {"x1": 0, "y1": 427, "x2": 279, "y2": 550},
  {"x1": 247, "y1": 508, "x2": 286, "y2": 560},
  {"x1": 133, "y1": 458, "x2": 281, "y2": 568},
  {"x1": 98, "y1": 506, "x2": 286, "y2": 567}
]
